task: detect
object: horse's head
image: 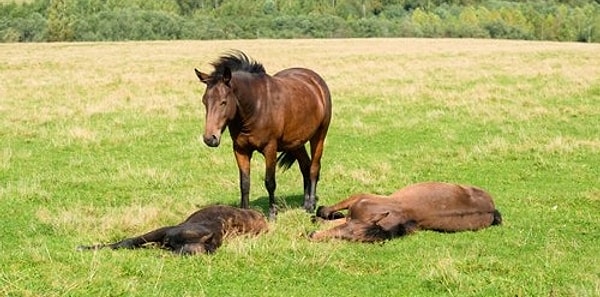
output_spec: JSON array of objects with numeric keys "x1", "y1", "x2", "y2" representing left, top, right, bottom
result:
[
  {"x1": 195, "y1": 67, "x2": 237, "y2": 147},
  {"x1": 164, "y1": 225, "x2": 221, "y2": 255}
]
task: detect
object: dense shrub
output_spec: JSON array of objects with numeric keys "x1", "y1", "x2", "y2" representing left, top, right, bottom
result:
[
  {"x1": 0, "y1": 0, "x2": 599, "y2": 42},
  {"x1": 0, "y1": 13, "x2": 46, "y2": 42}
]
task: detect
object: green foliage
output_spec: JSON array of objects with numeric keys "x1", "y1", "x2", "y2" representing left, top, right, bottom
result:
[
  {"x1": 1, "y1": 0, "x2": 600, "y2": 42},
  {"x1": 46, "y1": 0, "x2": 74, "y2": 41},
  {"x1": 175, "y1": 0, "x2": 202, "y2": 15},
  {"x1": 74, "y1": 8, "x2": 187, "y2": 41},
  {"x1": 0, "y1": 12, "x2": 46, "y2": 41}
]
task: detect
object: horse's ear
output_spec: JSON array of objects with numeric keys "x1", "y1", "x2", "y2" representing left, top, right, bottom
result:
[
  {"x1": 223, "y1": 67, "x2": 232, "y2": 86},
  {"x1": 195, "y1": 68, "x2": 210, "y2": 84}
]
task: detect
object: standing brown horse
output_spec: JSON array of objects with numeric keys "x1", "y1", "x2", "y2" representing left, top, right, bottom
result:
[{"x1": 195, "y1": 51, "x2": 332, "y2": 220}]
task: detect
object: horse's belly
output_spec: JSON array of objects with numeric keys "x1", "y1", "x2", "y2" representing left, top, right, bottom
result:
[
  {"x1": 417, "y1": 212, "x2": 494, "y2": 232},
  {"x1": 277, "y1": 138, "x2": 308, "y2": 151}
]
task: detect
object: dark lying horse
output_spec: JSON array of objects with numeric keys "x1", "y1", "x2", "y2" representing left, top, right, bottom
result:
[
  {"x1": 77, "y1": 205, "x2": 268, "y2": 255},
  {"x1": 309, "y1": 182, "x2": 502, "y2": 242},
  {"x1": 195, "y1": 51, "x2": 332, "y2": 220}
]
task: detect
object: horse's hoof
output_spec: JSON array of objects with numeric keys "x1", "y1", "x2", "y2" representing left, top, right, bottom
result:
[
  {"x1": 331, "y1": 211, "x2": 345, "y2": 220},
  {"x1": 315, "y1": 206, "x2": 327, "y2": 218},
  {"x1": 304, "y1": 202, "x2": 316, "y2": 213}
]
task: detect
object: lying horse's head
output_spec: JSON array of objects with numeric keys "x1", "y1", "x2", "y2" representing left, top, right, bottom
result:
[{"x1": 162, "y1": 223, "x2": 223, "y2": 254}]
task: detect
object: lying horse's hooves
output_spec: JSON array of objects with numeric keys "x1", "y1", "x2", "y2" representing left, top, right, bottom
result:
[
  {"x1": 316, "y1": 206, "x2": 345, "y2": 220},
  {"x1": 492, "y1": 209, "x2": 502, "y2": 226},
  {"x1": 76, "y1": 243, "x2": 106, "y2": 251},
  {"x1": 76, "y1": 245, "x2": 93, "y2": 251},
  {"x1": 315, "y1": 206, "x2": 327, "y2": 218},
  {"x1": 330, "y1": 211, "x2": 345, "y2": 220}
]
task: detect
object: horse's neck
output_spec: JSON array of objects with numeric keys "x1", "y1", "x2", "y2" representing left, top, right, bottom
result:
[{"x1": 232, "y1": 74, "x2": 268, "y2": 124}]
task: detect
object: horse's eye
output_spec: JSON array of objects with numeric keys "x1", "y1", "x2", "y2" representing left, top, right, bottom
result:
[{"x1": 220, "y1": 100, "x2": 227, "y2": 106}]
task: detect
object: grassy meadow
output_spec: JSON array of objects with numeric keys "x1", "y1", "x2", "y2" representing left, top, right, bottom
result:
[{"x1": 1, "y1": 38, "x2": 599, "y2": 296}]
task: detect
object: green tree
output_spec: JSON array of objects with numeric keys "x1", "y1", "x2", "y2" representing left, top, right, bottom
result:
[
  {"x1": 176, "y1": 0, "x2": 203, "y2": 15},
  {"x1": 411, "y1": 7, "x2": 443, "y2": 37},
  {"x1": 46, "y1": 0, "x2": 74, "y2": 41},
  {"x1": 450, "y1": 6, "x2": 489, "y2": 38}
]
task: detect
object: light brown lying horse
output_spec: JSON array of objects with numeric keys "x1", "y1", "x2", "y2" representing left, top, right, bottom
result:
[
  {"x1": 78, "y1": 205, "x2": 268, "y2": 255},
  {"x1": 309, "y1": 182, "x2": 502, "y2": 242}
]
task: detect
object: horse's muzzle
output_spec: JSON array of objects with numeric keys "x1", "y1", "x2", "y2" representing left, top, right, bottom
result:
[{"x1": 203, "y1": 134, "x2": 220, "y2": 147}]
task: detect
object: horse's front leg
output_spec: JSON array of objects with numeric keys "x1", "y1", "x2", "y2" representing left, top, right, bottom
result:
[
  {"x1": 234, "y1": 149, "x2": 252, "y2": 209},
  {"x1": 263, "y1": 144, "x2": 278, "y2": 220}
]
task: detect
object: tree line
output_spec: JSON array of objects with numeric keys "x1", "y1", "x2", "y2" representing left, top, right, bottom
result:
[{"x1": 1, "y1": 0, "x2": 599, "y2": 43}]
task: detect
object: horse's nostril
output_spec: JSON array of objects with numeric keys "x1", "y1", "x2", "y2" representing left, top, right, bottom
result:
[{"x1": 203, "y1": 135, "x2": 220, "y2": 147}]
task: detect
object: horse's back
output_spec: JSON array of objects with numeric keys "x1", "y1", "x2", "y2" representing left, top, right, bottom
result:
[
  {"x1": 390, "y1": 182, "x2": 499, "y2": 232},
  {"x1": 183, "y1": 205, "x2": 267, "y2": 235},
  {"x1": 273, "y1": 67, "x2": 331, "y2": 108},
  {"x1": 391, "y1": 182, "x2": 496, "y2": 209},
  {"x1": 267, "y1": 67, "x2": 332, "y2": 148}
]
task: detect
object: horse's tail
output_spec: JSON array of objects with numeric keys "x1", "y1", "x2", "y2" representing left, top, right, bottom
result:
[
  {"x1": 491, "y1": 209, "x2": 502, "y2": 226},
  {"x1": 276, "y1": 152, "x2": 296, "y2": 171}
]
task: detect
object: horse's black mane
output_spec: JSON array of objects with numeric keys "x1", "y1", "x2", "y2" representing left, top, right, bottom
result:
[{"x1": 208, "y1": 50, "x2": 266, "y2": 84}]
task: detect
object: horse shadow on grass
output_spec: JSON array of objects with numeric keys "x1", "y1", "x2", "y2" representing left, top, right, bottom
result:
[
  {"x1": 200, "y1": 195, "x2": 310, "y2": 218},
  {"x1": 252, "y1": 194, "x2": 308, "y2": 216}
]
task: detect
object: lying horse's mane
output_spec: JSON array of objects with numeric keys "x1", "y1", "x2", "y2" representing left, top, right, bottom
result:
[{"x1": 208, "y1": 50, "x2": 266, "y2": 84}]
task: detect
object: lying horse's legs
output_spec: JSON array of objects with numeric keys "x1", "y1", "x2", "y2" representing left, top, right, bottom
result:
[
  {"x1": 308, "y1": 221, "x2": 356, "y2": 241},
  {"x1": 316, "y1": 193, "x2": 380, "y2": 219},
  {"x1": 77, "y1": 226, "x2": 173, "y2": 251},
  {"x1": 310, "y1": 216, "x2": 413, "y2": 243}
]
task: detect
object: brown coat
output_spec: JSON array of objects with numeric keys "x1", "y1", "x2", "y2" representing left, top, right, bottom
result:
[
  {"x1": 78, "y1": 205, "x2": 268, "y2": 254},
  {"x1": 310, "y1": 182, "x2": 502, "y2": 242}
]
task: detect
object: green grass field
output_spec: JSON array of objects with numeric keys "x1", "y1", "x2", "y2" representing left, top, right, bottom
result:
[{"x1": 1, "y1": 38, "x2": 599, "y2": 296}]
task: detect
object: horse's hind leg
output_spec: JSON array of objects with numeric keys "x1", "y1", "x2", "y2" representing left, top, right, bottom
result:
[
  {"x1": 77, "y1": 226, "x2": 173, "y2": 251},
  {"x1": 108, "y1": 226, "x2": 172, "y2": 249},
  {"x1": 306, "y1": 130, "x2": 328, "y2": 213},
  {"x1": 289, "y1": 147, "x2": 312, "y2": 213},
  {"x1": 263, "y1": 143, "x2": 279, "y2": 220}
]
